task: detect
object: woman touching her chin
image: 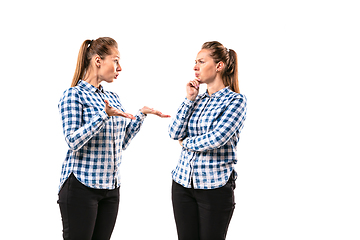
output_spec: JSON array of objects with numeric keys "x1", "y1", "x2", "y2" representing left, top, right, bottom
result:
[
  {"x1": 57, "y1": 37, "x2": 169, "y2": 240},
  {"x1": 169, "y1": 41, "x2": 247, "y2": 240}
]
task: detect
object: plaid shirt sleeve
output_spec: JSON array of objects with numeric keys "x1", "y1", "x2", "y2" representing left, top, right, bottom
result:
[
  {"x1": 168, "y1": 98, "x2": 195, "y2": 140},
  {"x1": 59, "y1": 87, "x2": 110, "y2": 152},
  {"x1": 182, "y1": 97, "x2": 247, "y2": 152},
  {"x1": 108, "y1": 91, "x2": 147, "y2": 150},
  {"x1": 122, "y1": 110, "x2": 147, "y2": 150}
]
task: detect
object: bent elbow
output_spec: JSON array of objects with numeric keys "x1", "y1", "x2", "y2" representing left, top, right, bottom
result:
[
  {"x1": 168, "y1": 132, "x2": 177, "y2": 140},
  {"x1": 168, "y1": 132, "x2": 184, "y2": 141}
]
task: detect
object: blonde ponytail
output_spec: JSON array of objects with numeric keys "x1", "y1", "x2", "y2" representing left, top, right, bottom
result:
[
  {"x1": 226, "y1": 49, "x2": 240, "y2": 93},
  {"x1": 71, "y1": 40, "x2": 92, "y2": 87}
]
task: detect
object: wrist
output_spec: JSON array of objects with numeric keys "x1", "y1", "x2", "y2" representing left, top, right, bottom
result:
[
  {"x1": 140, "y1": 109, "x2": 147, "y2": 116},
  {"x1": 186, "y1": 96, "x2": 196, "y2": 102}
]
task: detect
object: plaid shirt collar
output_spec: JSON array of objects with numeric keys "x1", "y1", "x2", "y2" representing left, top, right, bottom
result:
[
  {"x1": 78, "y1": 80, "x2": 105, "y2": 93},
  {"x1": 201, "y1": 86, "x2": 230, "y2": 99}
]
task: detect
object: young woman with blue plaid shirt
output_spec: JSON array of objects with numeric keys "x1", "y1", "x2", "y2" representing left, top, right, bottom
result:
[
  {"x1": 57, "y1": 37, "x2": 170, "y2": 240},
  {"x1": 169, "y1": 41, "x2": 247, "y2": 240}
]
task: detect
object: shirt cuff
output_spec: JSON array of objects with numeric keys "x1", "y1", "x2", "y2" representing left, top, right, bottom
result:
[
  {"x1": 137, "y1": 110, "x2": 147, "y2": 121},
  {"x1": 182, "y1": 138, "x2": 190, "y2": 149},
  {"x1": 99, "y1": 109, "x2": 111, "y2": 121},
  {"x1": 184, "y1": 98, "x2": 195, "y2": 105}
]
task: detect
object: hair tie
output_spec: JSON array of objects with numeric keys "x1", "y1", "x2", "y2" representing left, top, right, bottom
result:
[{"x1": 88, "y1": 39, "x2": 94, "y2": 48}]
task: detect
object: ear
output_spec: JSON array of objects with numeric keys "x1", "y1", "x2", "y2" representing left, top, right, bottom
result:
[
  {"x1": 94, "y1": 55, "x2": 101, "y2": 68},
  {"x1": 216, "y1": 61, "x2": 225, "y2": 72}
]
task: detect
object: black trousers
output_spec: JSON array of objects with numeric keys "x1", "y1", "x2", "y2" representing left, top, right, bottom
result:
[
  {"x1": 172, "y1": 173, "x2": 236, "y2": 240},
  {"x1": 57, "y1": 173, "x2": 120, "y2": 240}
]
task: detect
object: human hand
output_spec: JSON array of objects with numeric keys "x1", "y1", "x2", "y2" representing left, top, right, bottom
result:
[
  {"x1": 186, "y1": 79, "x2": 200, "y2": 101},
  {"x1": 140, "y1": 106, "x2": 171, "y2": 118},
  {"x1": 104, "y1": 100, "x2": 135, "y2": 120},
  {"x1": 179, "y1": 139, "x2": 183, "y2": 147}
]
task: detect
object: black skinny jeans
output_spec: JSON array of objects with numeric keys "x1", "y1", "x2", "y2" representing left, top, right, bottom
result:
[
  {"x1": 57, "y1": 173, "x2": 120, "y2": 240},
  {"x1": 172, "y1": 173, "x2": 236, "y2": 240}
]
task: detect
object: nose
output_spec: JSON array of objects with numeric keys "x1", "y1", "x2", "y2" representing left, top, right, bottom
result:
[
  {"x1": 117, "y1": 64, "x2": 122, "y2": 72},
  {"x1": 193, "y1": 63, "x2": 199, "y2": 71}
]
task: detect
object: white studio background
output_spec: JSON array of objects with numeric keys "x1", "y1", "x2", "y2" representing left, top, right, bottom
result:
[{"x1": 0, "y1": 0, "x2": 359, "y2": 239}]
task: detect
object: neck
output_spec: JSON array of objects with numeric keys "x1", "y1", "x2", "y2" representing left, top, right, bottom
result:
[
  {"x1": 207, "y1": 76, "x2": 225, "y2": 96},
  {"x1": 83, "y1": 69, "x2": 101, "y2": 88}
]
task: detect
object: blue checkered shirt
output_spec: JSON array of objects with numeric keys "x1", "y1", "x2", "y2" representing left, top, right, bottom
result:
[
  {"x1": 58, "y1": 80, "x2": 146, "y2": 191},
  {"x1": 168, "y1": 87, "x2": 247, "y2": 189}
]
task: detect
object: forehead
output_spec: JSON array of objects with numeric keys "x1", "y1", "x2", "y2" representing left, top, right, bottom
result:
[
  {"x1": 196, "y1": 49, "x2": 212, "y2": 59},
  {"x1": 109, "y1": 47, "x2": 120, "y2": 58}
]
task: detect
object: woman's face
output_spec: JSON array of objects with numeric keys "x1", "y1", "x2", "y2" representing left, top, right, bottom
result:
[
  {"x1": 193, "y1": 49, "x2": 217, "y2": 84},
  {"x1": 98, "y1": 47, "x2": 122, "y2": 83}
]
